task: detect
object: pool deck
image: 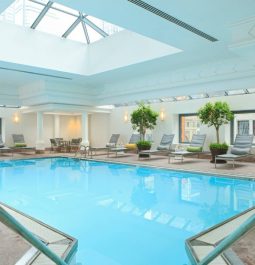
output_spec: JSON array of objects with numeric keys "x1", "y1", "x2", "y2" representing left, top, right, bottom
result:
[
  {"x1": 0, "y1": 202, "x2": 77, "y2": 265},
  {"x1": 1, "y1": 151, "x2": 255, "y2": 179}
]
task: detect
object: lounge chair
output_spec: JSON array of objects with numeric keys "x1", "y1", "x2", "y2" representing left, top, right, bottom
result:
[
  {"x1": 125, "y1": 134, "x2": 140, "y2": 151},
  {"x1": 12, "y1": 134, "x2": 35, "y2": 154},
  {"x1": 0, "y1": 135, "x2": 12, "y2": 155},
  {"x1": 215, "y1": 134, "x2": 254, "y2": 168},
  {"x1": 168, "y1": 134, "x2": 206, "y2": 163},
  {"x1": 139, "y1": 134, "x2": 175, "y2": 159},
  {"x1": 105, "y1": 134, "x2": 120, "y2": 147},
  {"x1": 107, "y1": 133, "x2": 141, "y2": 157},
  {"x1": 89, "y1": 134, "x2": 120, "y2": 157}
]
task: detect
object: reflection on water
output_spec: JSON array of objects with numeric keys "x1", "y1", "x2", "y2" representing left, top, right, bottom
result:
[{"x1": 0, "y1": 158, "x2": 254, "y2": 265}]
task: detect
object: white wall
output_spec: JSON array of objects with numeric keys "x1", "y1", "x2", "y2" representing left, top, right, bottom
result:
[
  {"x1": 0, "y1": 109, "x2": 82, "y2": 148},
  {"x1": 89, "y1": 113, "x2": 110, "y2": 147},
  {"x1": 108, "y1": 94, "x2": 255, "y2": 151},
  {"x1": 1, "y1": 93, "x2": 255, "y2": 150}
]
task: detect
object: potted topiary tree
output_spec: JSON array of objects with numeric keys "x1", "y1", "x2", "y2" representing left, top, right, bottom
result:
[
  {"x1": 198, "y1": 101, "x2": 234, "y2": 163},
  {"x1": 130, "y1": 103, "x2": 158, "y2": 154}
]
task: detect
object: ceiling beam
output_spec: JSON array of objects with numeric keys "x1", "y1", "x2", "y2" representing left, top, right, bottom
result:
[
  {"x1": 80, "y1": 12, "x2": 90, "y2": 44},
  {"x1": 62, "y1": 16, "x2": 81, "y2": 38},
  {"x1": 82, "y1": 16, "x2": 108, "y2": 37},
  {"x1": 30, "y1": 1, "x2": 53, "y2": 29}
]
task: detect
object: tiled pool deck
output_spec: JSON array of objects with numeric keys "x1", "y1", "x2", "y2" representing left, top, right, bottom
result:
[{"x1": 1, "y1": 151, "x2": 255, "y2": 179}]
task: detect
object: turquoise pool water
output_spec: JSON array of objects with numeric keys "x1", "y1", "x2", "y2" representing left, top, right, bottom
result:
[{"x1": 0, "y1": 157, "x2": 254, "y2": 265}]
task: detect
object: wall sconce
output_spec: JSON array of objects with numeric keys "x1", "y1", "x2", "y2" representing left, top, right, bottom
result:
[
  {"x1": 124, "y1": 111, "x2": 129, "y2": 123},
  {"x1": 160, "y1": 109, "x2": 165, "y2": 121},
  {"x1": 13, "y1": 113, "x2": 20, "y2": 123}
]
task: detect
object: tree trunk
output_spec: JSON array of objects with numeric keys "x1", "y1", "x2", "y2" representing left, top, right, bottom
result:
[{"x1": 216, "y1": 127, "x2": 220, "y2": 144}]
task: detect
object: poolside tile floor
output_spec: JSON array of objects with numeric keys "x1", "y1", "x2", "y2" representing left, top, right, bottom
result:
[
  {"x1": 1, "y1": 151, "x2": 255, "y2": 179},
  {"x1": 0, "y1": 203, "x2": 77, "y2": 265}
]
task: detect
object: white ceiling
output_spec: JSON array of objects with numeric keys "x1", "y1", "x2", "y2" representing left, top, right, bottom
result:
[{"x1": 0, "y1": 0, "x2": 254, "y2": 108}]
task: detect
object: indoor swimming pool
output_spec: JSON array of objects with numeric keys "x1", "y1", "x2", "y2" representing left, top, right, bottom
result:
[{"x1": 0, "y1": 157, "x2": 254, "y2": 265}]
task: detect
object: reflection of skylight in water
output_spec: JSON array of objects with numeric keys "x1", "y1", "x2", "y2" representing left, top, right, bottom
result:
[{"x1": 0, "y1": 0, "x2": 123, "y2": 44}]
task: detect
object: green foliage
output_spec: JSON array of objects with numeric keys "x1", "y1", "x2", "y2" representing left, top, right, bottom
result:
[
  {"x1": 198, "y1": 101, "x2": 234, "y2": 144},
  {"x1": 130, "y1": 103, "x2": 158, "y2": 140},
  {"x1": 136, "y1": 140, "x2": 152, "y2": 150},
  {"x1": 209, "y1": 143, "x2": 229, "y2": 150}
]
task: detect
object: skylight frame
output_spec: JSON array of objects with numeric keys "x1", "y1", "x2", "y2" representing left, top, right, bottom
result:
[
  {"x1": 0, "y1": 0, "x2": 120, "y2": 44},
  {"x1": 29, "y1": 0, "x2": 109, "y2": 43}
]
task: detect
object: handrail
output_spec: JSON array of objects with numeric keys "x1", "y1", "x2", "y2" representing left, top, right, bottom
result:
[
  {"x1": 198, "y1": 214, "x2": 255, "y2": 265},
  {"x1": 0, "y1": 206, "x2": 68, "y2": 265}
]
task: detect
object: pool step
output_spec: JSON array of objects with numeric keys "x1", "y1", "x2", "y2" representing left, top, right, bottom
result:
[
  {"x1": 0, "y1": 202, "x2": 78, "y2": 265},
  {"x1": 186, "y1": 207, "x2": 255, "y2": 265}
]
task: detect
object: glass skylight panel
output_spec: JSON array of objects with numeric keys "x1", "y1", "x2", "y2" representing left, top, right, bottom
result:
[
  {"x1": 86, "y1": 15, "x2": 123, "y2": 35},
  {"x1": 97, "y1": 105, "x2": 115, "y2": 109},
  {"x1": 67, "y1": 23, "x2": 86, "y2": 43},
  {"x1": 160, "y1": 97, "x2": 176, "y2": 102},
  {"x1": 36, "y1": 7, "x2": 77, "y2": 37},
  {"x1": 51, "y1": 2, "x2": 78, "y2": 16},
  {"x1": 227, "y1": 89, "x2": 246, "y2": 96},
  {"x1": 191, "y1": 93, "x2": 208, "y2": 99},
  {"x1": 85, "y1": 24, "x2": 103, "y2": 43},
  {"x1": 209, "y1": 91, "x2": 227, "y2": 97},
  {"x1": 0, "y1": 0, "x2": 45, "y2": 27},
  {"x1": 147, "y1": 99, "x2": 161, "y2": 104},
  {"x1": 0, "y1": 0, "x2": 122, "y2": 44}
]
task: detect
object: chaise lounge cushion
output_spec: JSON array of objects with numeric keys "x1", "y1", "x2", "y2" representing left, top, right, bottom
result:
[
  {"x1": 14, "y1": 143, "x2": 27, "y2": 147},
  {"x1": 157, "y1": 145, "x2": 169, "y2": 151},
  {"x1": 231, "y1": 147, "x2": 250, "y2": 155},
  {"x1": 106, "y1": 143, "x2": 116, "y2": 147},
  {"x1": 187, "y1": 146, "x2": 202, "y2": 152},
  {"x1": 125, "y1": 143, "x2": 137, "y2": 149}
]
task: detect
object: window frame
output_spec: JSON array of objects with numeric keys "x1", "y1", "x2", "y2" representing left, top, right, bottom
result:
[
  {"x1": 230, "y1": 110, "x2": 255, "y2": 145},
  {"x1": 179, "y1": 113, "x2": 200, "y2": 144}
]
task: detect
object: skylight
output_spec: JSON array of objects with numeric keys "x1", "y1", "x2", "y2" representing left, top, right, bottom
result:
[
  {"x1": 190, "y1": 93, "x2": 209, "y2": 99},
  {"x1": 175, "y1": 95, "x2": 191, "y2": 101},
  {"x1": 0, "y1": 0, "x2": 123, "y2": 44},
  {"x1": 96, "y1": 105, "x2": 115, "y2": 110}
]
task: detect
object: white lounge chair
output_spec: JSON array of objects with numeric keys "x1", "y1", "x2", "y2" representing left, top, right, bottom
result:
[
  {"x1": 139, "y1": 134, "x2": 175, "y2": 159},
  {"x1": 168, "y1": 134, "x2": 206, "y2": 163},
  {"x1": 215, "y1": 134, "x2": 254, "y2": 168}
]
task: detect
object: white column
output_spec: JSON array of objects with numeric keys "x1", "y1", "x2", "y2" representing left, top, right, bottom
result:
[
  {"x1": 54, "y1": 114, "x2": 60, "y2": 138},
  {"x1": 36, "y1": 111, "x2": 45, "y2": 150},
  {"x1": 81, "y1": 112, "x2": 89, "y2": 145}
]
